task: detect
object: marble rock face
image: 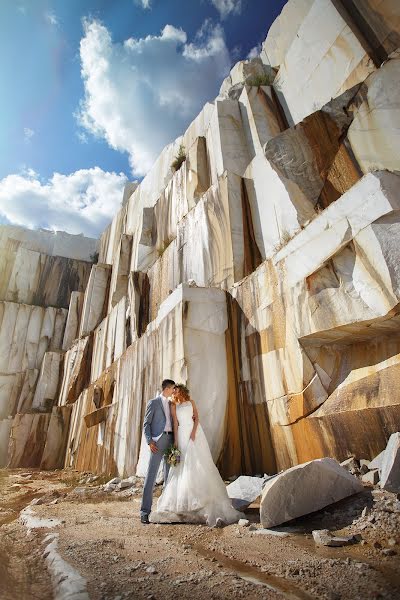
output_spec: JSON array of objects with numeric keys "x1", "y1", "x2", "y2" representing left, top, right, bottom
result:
[
  {"x1": 0, "y1": 302, "x2": 66, "y2": 374},
  {"x1": 0, "y1": 224, "x2": 97, "y2": 261},
  {"x1": 219, "y1": 58, "x2": 275, "y2": 98},
  {"x1": 260, "y1": 0, "x2": 313, "y2": 68},
  {"x1": 40, "y1": 406, "x2": 73, "y2": 470},
  {"x1": 8, "y1": 413, "x2": 51, "y2": 468},
  {"x1": 62, "y1": 292, "x2": 84, "y2": 351},
  {"x1": 31, "y1": 352, "x2": 62, "y2": 412},
  {"x1": 273, "y1": 0, "x2": 376, "y2": 125},
  {"x1": 0, "y1": 418, "x2": 13, "y2": 467},
  {"x1": 260, "y1": 458, "x2": 363, "y2": 528},
  {"x1": 263, "y1": 87, "x2": 362, "y2": 211},
  {"x1": 64, "y1": 285, "x2": 230, "y2": 478},
  {"x1": 58, "y1": 336, "x2": 92, "y2": 406},
  {"x1": 79, "y1": 264, "x2": 111, "y2": 337},
  {"x1": 348, "y1": 57, "x2": 400, "y2": 174},
  {"x1": 0, "y1": 245, "x2": 92, "y2": 309}
]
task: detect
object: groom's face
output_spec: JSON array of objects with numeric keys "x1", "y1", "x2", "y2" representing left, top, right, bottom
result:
[{"x1": 163, "y1": 385, "x2": 174, "y2": 398}]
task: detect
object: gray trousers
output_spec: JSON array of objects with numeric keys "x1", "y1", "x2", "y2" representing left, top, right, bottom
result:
[{"x1": 140, "y1": 432, "x2": 172, "y2": 516}]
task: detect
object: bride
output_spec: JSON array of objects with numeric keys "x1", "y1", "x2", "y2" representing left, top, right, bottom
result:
[{"x1": 150, "y1": 383, "x2": 244, "y2": 527}]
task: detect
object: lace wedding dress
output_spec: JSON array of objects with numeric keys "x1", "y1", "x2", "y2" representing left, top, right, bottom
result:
[{"x1": 150, "y1": 401, "x2": 244, "y2": 527}]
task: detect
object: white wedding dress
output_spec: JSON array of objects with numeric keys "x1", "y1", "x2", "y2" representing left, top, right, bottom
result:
[{"x1": 150, "y1": 402, "x2": 244, "y2": 527}]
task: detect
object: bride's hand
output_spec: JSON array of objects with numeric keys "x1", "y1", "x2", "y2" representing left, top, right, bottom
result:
[{"x1": 190, "y1": 431, "x2": 196, "y2": 441}]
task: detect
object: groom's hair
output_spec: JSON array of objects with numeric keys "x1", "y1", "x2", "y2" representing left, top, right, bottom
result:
[{"x1": 162, "y1": 379, "x2": 175, "y2": 390}]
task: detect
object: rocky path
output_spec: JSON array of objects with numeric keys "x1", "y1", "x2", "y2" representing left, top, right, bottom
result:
[{"x1": 1, "y1": 469, "x2": 400, "y2": 600}]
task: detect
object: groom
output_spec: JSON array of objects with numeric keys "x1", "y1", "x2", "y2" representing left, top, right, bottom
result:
[{"x1": 140, "y1": 379, "x2": 175, "y2": 524}]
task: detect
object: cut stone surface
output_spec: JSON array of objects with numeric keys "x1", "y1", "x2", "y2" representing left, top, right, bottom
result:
[
  {"x1": 260, "y1": 458, "x2": 363, "y2": 528},
  {"x1": 79, "y1": 264, "x2": 111, "y2": 337},
  {"x1": 260, "y1": 0, "x2": 313, "y2": 68},
  {"x1": 369, "y1": 451, "x2": 385, "y2": 472},
  {"x1": 0, "y1": 224, "x2": 97, "y2": 261},
  {"x1": 226, "y1": 475, "x2": 267, "y2": 510},
  {"x1": 273, "y1": 0, "x2": 376, "y2": 125},
  {"x1": 62, "y1": 292, "x2": 84, "y2": 351},
  {"x1": 348, "y1": 57, "x2": 400, "y2": 174},
  {"x1": 362, "y1": 470, "x2": 380, "y2": 485},
  {"x1": 380, "y1": 432, "x2": 400, "y2": 492}
]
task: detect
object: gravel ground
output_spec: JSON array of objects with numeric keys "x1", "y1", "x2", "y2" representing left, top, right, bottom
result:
[{"x1": 1, "y1": 468, "x2": 399, "y2": 600}]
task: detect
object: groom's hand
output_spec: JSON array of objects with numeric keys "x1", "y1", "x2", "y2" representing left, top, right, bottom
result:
[{"x1": 149, "y1": 441, "x2": 158, "y2": 454}]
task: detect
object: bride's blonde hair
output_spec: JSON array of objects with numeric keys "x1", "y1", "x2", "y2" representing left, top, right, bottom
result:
[{"x1": 172, "y1": 383, "x2": 190, "y2": 404}]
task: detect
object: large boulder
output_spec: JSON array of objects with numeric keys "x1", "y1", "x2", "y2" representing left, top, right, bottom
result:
[
  {"x1": 380, "y1": 433, "x2": 400, "y2": 492},
  {"x1": 260, "y1": 458, "x2": 363, "y2": 528}
]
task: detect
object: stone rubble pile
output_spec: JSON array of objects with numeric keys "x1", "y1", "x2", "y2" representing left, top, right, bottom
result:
[{"x1": 0, "y1": 1, "x2": 399, "y2": 490}]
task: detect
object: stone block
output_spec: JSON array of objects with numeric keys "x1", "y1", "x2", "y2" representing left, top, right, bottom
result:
[
  {"x1": 369, "y1": 450, "x2": 385, "y2": 471},
  {"x1": 0, "y1": 302, "x2": 66, "y2": 374},
  {"x1": 58, "y1": 336, "x2": 92, "y2": 406},
  {"x1": 0, "y1": 418, "x2": 12, "y2": 467},
  {"x1": 108, "y1": 234, "x2": 132, "y2": 311},
  {"x1": 260, "y1": 458, "x2": 363, "y2": 528},
  {"x1": 263, "y1": 87, "x2": 361, "y2": 211},
  {"x1": 91, "y1": 297, "x2": 126, "y2": 383},
  {"x1": 0, "y1": 224, "x2": 97, "y2": 261},
  {"x1": 226, "y1": 475, "x2": 267, "y2": 510},
  {"x1": 219, "y1": 57, "x2": 275, "y2": 97},
  {"x1": 40, "y1": 406, "x2": 73, "y2": 470},
  {"x1": 31, "y1": 352, "x2": 62, "y2": 412},
  {"x1": 8, "y1": 413, "x2": 51, "y2": 468},
  {"x1": 260, "y1": 0, "x2": 313, "y2": 68},
  {"x1": 274, "y1": 171, "x2": 400, "y2": 288},
  {"x1": 362, "y1": 470, "x2": 380, "y2": 485},
  {"x1": 62, "y1": 292, "x2": 84, "y2": 351},
  {"x1": 79, "y1": 264, "x2": 111, "y2": 337},
  {"x1": 380, "y1": 432, "x2": 400, "y2": 492},
  {"x1": 348, "y1": 57, "x2": 400, "y2": 173},
  {"x1": 128, "y1": 271, "x2": 150, "y2": 341},
  {"x1": 186, "y1": 136, "x2": 210, "y2": 204},
  {"x1": 274, "y1": 0, "x2": 376, "y2": 125}
]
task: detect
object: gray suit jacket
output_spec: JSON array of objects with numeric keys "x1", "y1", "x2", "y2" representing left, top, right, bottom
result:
[{"x1": 143, "y1": 395, "x2": 173, "y2": 445}]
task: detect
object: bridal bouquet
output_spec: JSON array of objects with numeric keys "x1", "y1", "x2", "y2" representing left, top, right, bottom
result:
[{"x1": 164, "y1": 445, "x2": 181, "y2": 466}]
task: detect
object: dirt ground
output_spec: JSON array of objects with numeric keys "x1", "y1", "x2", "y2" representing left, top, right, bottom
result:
[{"x1": 1, "y1": 468, "x2": 400, "y2": 600}]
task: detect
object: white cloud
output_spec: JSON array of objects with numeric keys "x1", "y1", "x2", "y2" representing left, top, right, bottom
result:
[
  {"x1": 76, "y1": 130, "x2": 89, "y2": 144},
  {"x1": 76, "y1": 18, "x2": 231, "y2": 176},
  {"x1": 0, "y1": 167, "x2": 127, "y2": 238},
  {"x1": 247, "y1": 44, "x2": 261, "y2": 59},
  {"x1": 210, "y1": 0, "x2": 242, "y2": 19},
  {"x1": 135, "y1": 0, "x2": 151, "y2": 8},
  {"x1": 45, "y1": 10, "x2": 59, "y2": 26},
  {"x1": 24, "y1": 128, "x2": 35, "y2": 143}
]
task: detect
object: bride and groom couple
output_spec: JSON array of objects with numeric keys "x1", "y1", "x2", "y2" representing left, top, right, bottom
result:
[{"x1": 140, "y1": 379, "x2": 244, "y2": 526}]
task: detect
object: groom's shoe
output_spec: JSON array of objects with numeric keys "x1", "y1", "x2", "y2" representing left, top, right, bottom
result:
[{"x1": 140, "y1": 514, "x2": 150, "y2": 524}]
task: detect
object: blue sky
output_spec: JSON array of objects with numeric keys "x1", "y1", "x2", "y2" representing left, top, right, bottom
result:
[{"x1": 0, "y1": 0, "x2": 287, "y2": 237}]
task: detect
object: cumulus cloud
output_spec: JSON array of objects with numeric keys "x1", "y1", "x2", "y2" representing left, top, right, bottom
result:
[
  {"x1": 45, "y1": 10, "x2": 58, "y2": 26},
  {"x1": 247, "y1": 44, "x2": 261, "y2": 59},
  {"x1": 0, "y1": 167, "x2": 127, "y2": 238},
  {"x1": 210, "y1": 0, "x2": 242, "y2": 19},
  {"x1": 76, "y1": 18, "x2": 231, "y2": 176},
  {"x1": 24, "y1": 128, "x2": 35, "y2": 143}
]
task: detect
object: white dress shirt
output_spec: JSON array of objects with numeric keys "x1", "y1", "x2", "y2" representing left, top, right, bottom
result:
[{"x1": 152, "y1": 393, "x2": 172, "y2": 442}]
